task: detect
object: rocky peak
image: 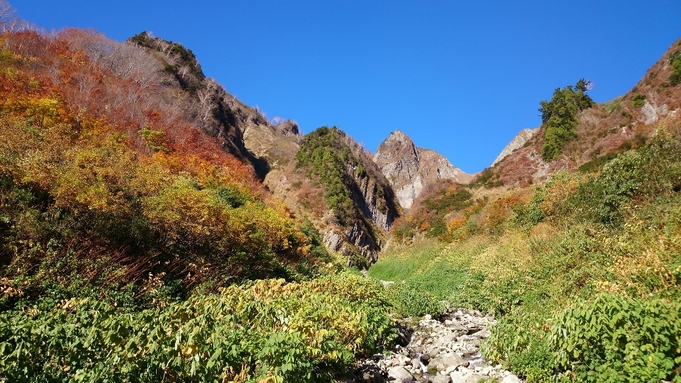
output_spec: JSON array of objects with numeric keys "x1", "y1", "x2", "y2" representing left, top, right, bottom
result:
[
  {"x1": 374, "y1": 130, "x2": 472, "y2": 209},
  {"x1": 491, "y1": 128, "x2": 538, "y2": 167}
]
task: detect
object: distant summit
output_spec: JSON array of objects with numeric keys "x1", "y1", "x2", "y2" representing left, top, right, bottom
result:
[
  {"x1": 491, "y1": 128, "x2": 539, "y2": 166},
  {"x1": 374, "y1": 130, "x2": 472, "y2": 209}
]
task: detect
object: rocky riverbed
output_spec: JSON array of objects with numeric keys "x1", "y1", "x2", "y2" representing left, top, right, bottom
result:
[{"x1": 349, "y1": 309, "x2": 523, "y2": 383}]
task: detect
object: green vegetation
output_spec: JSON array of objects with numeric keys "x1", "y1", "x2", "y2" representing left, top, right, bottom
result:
[
  {"x1": 0, "y1": 274, "x2": 395, "y2": 382},
  {"x1": 550, "y1": 294, "x2": 680, "y2": 382},
  {"x1": 539, "y1": 80, "x2": 595, "y2": 161},
  {"x1": 295, "y1": 126, "x2": 357, "y2": 224},
  {"x1": 0, "y1": 30, "x2": 397, "y2": 382},
  {"x1": 295, "y1": 125, "x2": 396, "y2": 229},
  {"x1": 668, "y1": 50, "x2": 681, "y2": 86},
  {"x1": 631, "y1": 93, "x2": 647, "y2": 108},
  {"x1": 371, "y1": 127, "x2": 681, "y2": 381},
  {"x1": 391, "y1": 182, "x2": 474, "y2": 241}
]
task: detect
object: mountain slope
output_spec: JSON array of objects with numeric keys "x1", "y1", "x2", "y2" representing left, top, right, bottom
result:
[
  {"x1": 257, "y1": 126, "x2": 400, "y2": 265},
  {"x1": 0, "y1": 27, "x2": 331, "y2": 295},
  {"x1": 374, "y1": 130, "x2": 473, "y2": 209},
  {"x1": 491, "y1": 127, "x2": 538, "y2": 166},
  {"x1": 483, "y1": 38, "x2": 681, "y2": 188}
]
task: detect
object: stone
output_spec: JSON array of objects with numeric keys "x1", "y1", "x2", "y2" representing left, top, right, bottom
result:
[
  {"x1": 355, "y1": 361, "x2": 385, "y2": 383},
  {"x1": 353, "y1": 308, "x2": 523, "y2": 383},
  {"x1": 431, "y1": 374, "x2": 452, "y2": 383},
  {"x1": 432, "y1": 352, "x2": 468, "y2": 372},
  {"x1": 388, "y1": 366, "x2": 414, "y2": 382},
  {"x1": 500, "y1": 375, "x2": 522, "y2": 383},
  {"x1": 450, "y1": 370, "x2": 466, "y2": 383}
]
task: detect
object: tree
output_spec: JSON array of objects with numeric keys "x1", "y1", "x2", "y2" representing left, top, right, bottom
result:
[{"x1": 539, "y1": 79, "x2": 594, "y2": 161}]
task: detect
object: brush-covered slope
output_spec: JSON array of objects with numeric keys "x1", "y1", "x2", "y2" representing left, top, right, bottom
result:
[
  {"x1": 127, "y1": 31, "x2": 273, "y2": 177},
  {"x1": 374, "y1": 129, "x2": 473, "y2": 209},
  {"x1": 480, "y1": 38, "x2": 681, "y2": 188},
  {"x1": 373, "y1": 38, "x2": 681, "y2": 382},
  {"x1": 128, "y1": 32, "x2": 399, "y2": 264},
  {"x1": 0, "y1": 28, "x2": 329, "y2": 295},
  {"x1": 288, "y1": 126, "x2": 400, "y2": 266},
  {"x1": 0, "y1": 24, "x2": 398, "y2": 383}
]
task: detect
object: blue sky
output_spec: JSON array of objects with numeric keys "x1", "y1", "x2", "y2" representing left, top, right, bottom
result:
[{"x1": 10, "y1": 1, "x2": 681, "y2": 173}]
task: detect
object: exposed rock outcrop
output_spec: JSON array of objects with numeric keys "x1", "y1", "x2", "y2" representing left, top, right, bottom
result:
[
  {"x1": 374, "y1": 130, "x2": 472, "y2": 209},
  {"x1": 491, "y1": 128, "x2": 538, "y2": 166}
]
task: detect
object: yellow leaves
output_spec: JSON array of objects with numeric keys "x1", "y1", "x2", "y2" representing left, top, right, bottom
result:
[
  {"x1": 539, "y1": 171, "x2": 583, "y2": 218},
  {"x1": 53, "y1": 141, "x2": 136, "y2": 216},
  {"x1": 3, "y1": 96, "x2": 67, "y2": 128},
  {"x1": 138, "y1": 126, "x2": 169, "y2": 153}
]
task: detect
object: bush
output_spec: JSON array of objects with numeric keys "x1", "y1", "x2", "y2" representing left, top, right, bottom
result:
[
  {"x1": 668, "y1": 50, "x2": 681, "y2": 86},
  {"x1": 631, "y1": 93, "x2": 646, "y2": 108},
  {"x1": 384, "y1": 282, "x2": 444, "y2": 318},
  {"x1": 549, "y1": 294, "x2": 681, "y2": 382},
  {"x1": 0, "y1": 274, "x2": 395, "y2": 382}
]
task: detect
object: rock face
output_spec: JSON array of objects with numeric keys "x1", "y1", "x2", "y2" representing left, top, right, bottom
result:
[
  {"x1": 374, "y1": 130, "x2": 473, "y2": 209},
  {"x1": 351, "y1": 309, "x2": 523, "y2": 383},
  {"x1": 256, "y1": 126, "x2": 399, "y2": 265},
  {"x1": 491, "y1": 128, "x2": 538, "y2": 166}
]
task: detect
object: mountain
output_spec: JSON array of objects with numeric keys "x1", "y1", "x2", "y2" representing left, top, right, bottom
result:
[
  {"x1": 128, "y1": 31, "x2": 271, "y2": 177},
  {"x1": 0, "y1": 21, "x2": 396, "y2": 382},
  {"x1": 482, "y1": 38, "x2": 681, "y2": 188},
  {"x1": 125, "y1": 33, "x2": 399, "y2": 265},
  {"x1": 374, "y1": 130, "x2": 473, "y2": 209},
  {"x1": 253, "y1": 126, "x2": 400, "y2": 266},
  {"x1": 491, "y1": 127, "x2": 538, "y2": 166}
]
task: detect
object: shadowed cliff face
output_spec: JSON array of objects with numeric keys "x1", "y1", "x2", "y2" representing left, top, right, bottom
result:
[{"x1": 374, "y1": 130, "x2": 473, "y2": 209}]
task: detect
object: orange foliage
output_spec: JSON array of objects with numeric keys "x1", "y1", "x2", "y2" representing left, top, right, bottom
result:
[{"x1": 0, "y1": 28, "x2": 317, "y2": 286}]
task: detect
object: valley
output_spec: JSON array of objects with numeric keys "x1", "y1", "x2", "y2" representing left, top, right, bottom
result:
[{"x1": 0, "y1": 2, "x2": 680, "y2": 381}]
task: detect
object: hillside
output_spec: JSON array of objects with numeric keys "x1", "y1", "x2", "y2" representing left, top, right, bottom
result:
[
  {"x1": 372, "y1": 37, "x2": 681, "y2": 382},
  {"x1": 124, "y1": 32, "x2": 403, "y2": 265},
  {"x1": 0, "y1": 21, "x2": 401, "y2": 382},
  {"x1": 479, "y1": 38, "x2": 681, "y2": 188}
]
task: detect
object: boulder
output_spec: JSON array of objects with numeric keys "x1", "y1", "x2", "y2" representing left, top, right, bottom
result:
[{"x1": 388, "y1": 366, "x2": 414, "y2": 382}]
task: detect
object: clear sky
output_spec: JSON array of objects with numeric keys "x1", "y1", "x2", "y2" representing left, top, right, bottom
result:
[{"x1": 9, "y1": 1, "x2": 681, "y2": 173}]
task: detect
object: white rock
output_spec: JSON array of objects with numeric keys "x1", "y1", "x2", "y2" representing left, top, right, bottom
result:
[
  {"x1": 501, "y1": 375, "x2": 523, "y2": 383},
  {"x1": 388, "y1": 366, "x2": 414, "y2": 381},
  {"x1": 450, "y1": 370, "x2": 466, "y2": 383}
]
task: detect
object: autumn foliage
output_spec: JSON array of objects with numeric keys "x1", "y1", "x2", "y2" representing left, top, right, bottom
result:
[{"x1": 0, "y1": 29, "x2": 322, "y2": 297}]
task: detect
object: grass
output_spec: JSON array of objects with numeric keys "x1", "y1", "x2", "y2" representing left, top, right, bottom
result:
[{"x1": 369, "y1": 132, "x2": 681, "y2": 380}]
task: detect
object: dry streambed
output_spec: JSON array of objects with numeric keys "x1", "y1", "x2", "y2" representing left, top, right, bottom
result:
[{"x1": 350, "y1": 309, "x2": 523, "y2": 383}]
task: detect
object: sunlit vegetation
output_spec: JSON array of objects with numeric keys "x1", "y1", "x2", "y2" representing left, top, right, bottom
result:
[
  {"x1": 372, "y1": 124, "x2": 681, "y2": 381},
  {"x1": 0, "y1": 27, "x2": 399, "y2": 381},
  {"x1": 0, "y1": 274, "x2": 395, "y2": 382},
  {"x1": 295, "y1": 126, "x2": 397, "y2": 227},
  {"x1": 539, "y1": 80, "x2": 595, "y2": 161},
  {"x1": 667, "y1": 50, "x2": 681, "y2": 87}
]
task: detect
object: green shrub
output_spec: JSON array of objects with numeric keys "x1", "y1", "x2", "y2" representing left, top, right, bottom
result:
[
  {"x1": 549, "y1": 294, "x2": 681, "y2": 382},
  {"x1": 483, "y1": 313, "x2": 558, "y2": 382},
  {"x1": 384, "y1": 282, "x2": 444, "y2": 318},
  {"x1": 668, "y1": 50, "x2": 681, "y2": 86},
  {"x1": 631, "y1": 93, "x2": 646, "y2": 108},
  {"x1": 0, "y1": 273, "x2": 395, "y2": 382}
]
